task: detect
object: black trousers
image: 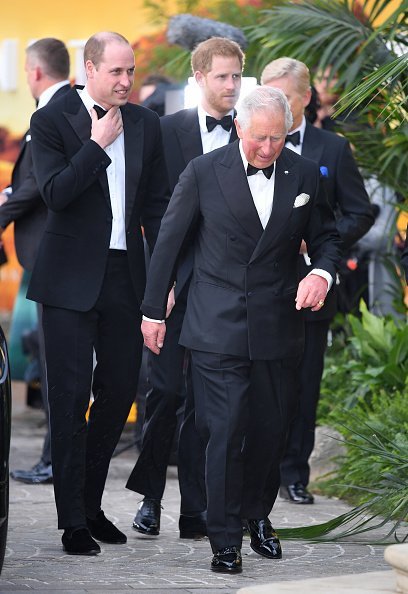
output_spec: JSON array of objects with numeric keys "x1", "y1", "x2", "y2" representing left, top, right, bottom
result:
[
  {"x1": 126, "y1": 284, "x2": 206, "y2": 514},
  {"x1": 43, "y1": 252, "x2": 143, "y2": 529},
  {"x1": 190, "y1": 350, "x2": 300, "y2": 553},
  {"x1": 280, "y1": 318, "x2": 330, "y2": 487},
  {"x1": 36, "y1": 303, "x2": 51, "y2": 465}
]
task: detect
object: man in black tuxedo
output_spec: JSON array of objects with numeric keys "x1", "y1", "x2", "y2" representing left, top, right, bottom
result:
[
  {"x1": 126, "y1": 37, "x2": 243, "y2": 539},
  {"x1": 27, "y1": 31, "x2": 168, "y2": 556},
  {"x1": 0, "y1": 38, "x2": 71, "y2": 485},
  {"x1": 261, "y1": 58, "x2": 374, "y2": 504},
  {"x1": 140, "y1": 86, "x2": 342, "y2": 573}
]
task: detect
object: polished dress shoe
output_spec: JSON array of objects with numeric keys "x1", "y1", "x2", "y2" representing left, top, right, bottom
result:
[
  {"x1": 247, "y1": 518, "x2": 282, "y2": 559},
  {"x1": 10, "y1": 460, "x2": 53, "y2": 484},
  {"x1": 211, "y1": 546, "x2": 242, "y2": 573},
  {"x1": 280, "y1": 482, "x2": 314, "y2": 504},
  {"x1": 132, "y1": 498, "x2": 161, "y2": 535},
  {"x1": 87, "y1": 510, "x2": 127, "y2": 544},
  {"x1": 179, "y1": 512, "x2": 207, "y2": 539},
  {"x1": 62, "y1": 527, "x2": 101, "y2": 555}
]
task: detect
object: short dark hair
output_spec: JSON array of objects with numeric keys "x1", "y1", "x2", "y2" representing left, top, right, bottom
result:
[
  {"x1": 26, "y1": 38, "x2": 70, "y2": 80},
  {"x1": 84, "y1": 32, "x2": 130, "y2": 68},
  {"x1": 191, "y1": 37, "x2": 244, "y2": 75}
]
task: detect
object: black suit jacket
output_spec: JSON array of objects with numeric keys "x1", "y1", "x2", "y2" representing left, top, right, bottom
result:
[
  {"x1": 142, "y1": 142, "x2": 342, "y2": 360},
  {"x1": 160, "y1": 108, "x2": 238, "y2": 295},
  {"x1": 27, "y1": 86, "x2": 168, "y2": 311},
  {"x1": 300, "y1": 121, "x2": 374, "y2": 320},
  {"x1": 0, "y1": 84, "x2": 70, "y2": 271}
]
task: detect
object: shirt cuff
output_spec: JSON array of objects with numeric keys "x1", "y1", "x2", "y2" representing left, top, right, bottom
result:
[
  {"x1": 142, "y1": 315, "x2": 165, "y2": 323},
  {"x1": 308, "y1": 269, "x2": 333, "y2": 292}
]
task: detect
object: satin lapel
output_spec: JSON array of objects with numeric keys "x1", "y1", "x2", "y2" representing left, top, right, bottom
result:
[
  {"x1": 229, "y1": 109, "x2": 238, "y2": 143},
  {"x1": 176, "y1": 109, "x2": 203, "y2": 165},
  {"x1": 63, "y1": 89, "x2": 110, "y2": 208},
  {"x1": 214, "y1": 143, "x2": 264, "y2": 243},
  {"x1": 250, "y1": 149, "x2": 299, "y2": 263},
  {"x1": 301, "y1": 122, "x2": 324, "y2": 163},
  {"x1": 122, "y1": 105, "x2": 143, "y2": 229}
]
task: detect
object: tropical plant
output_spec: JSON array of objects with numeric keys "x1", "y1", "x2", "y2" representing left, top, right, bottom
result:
[{"x1": 245, "y1": 0, "x2": 408, "y2": 198}]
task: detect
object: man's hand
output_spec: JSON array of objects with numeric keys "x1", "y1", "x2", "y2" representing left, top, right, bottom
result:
[
  {"x1": 166, "y1": 286, "x2": 176, "y2": 318},
  {"x1": 295, "y1": 274, "x2": 328, "y2": 312},
  {"x1": 0, "y1": 192, "x2": 9, "y2": 206},
  {"x1": 90, "y1": 107, "x2": 123, "y2": 149},
  {"x1": 141, "y1": 320, "x2": 166, "y2": 355}
]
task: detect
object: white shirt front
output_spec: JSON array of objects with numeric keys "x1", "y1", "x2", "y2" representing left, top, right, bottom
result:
[
  {"x1": 239, "y1": 141, "x2": 275, "y2": 229},
  {"x1": 284, "y1": 116, "x2": 306, "y2": 156},
  {"x1": 78, "y1": 86, "x2": 127, "y2": 250},
  {"x1": 197, "y1": 105, "x2": 234, "y2": 155}
]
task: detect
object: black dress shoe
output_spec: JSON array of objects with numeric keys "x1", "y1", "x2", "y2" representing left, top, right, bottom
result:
[
  {"x1": 280, "y1": 482, "x2": 314, "y2": 504},
  {"x1": 10, "y1": 460, "x2": 53, "y2": 484},
  {"x1": 179, "y1": 512, "x2": 207, "y2": 539},
  {"x1": 211, "y1": 546, "x2": 242, "y2": 573},
  {"x1": 62, "y1": 528, "x2": 101, "y2": 555},
  {"x1": 247, "y1": 518, "x2": 282, "y2": 559},
  {"x1": 132, "y1": 498, "x2": 161, "y2": 535},
  {"x1": 87, "y1": 510, "x2": 127, "y2": 544}
]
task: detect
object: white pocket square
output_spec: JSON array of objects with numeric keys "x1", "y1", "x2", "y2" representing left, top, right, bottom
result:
[{"x1": 293, "y1": 193, "x2": 310, "y2": 208}]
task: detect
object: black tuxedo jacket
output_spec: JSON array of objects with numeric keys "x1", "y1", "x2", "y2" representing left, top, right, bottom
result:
[
  {"x1": 300, "y1": 121, "x2": 374, "y2": 320},
  {"x1": 27, "y1": 86, "x2": 168, "y2": 311},
  {"x1": 142, "y1": 142, "x2": 342, "y2": 360},
  {"x1": 0, "y1": 84, "x2": 70, "y2": 271},
  {"x1": 160, "y1": 108, "x2": 238, "y2": 295}
]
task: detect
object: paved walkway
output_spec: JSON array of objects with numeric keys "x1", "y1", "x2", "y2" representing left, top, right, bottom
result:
[{"x1": 0, "y1": 382, "x2": 395, "y2": 593}]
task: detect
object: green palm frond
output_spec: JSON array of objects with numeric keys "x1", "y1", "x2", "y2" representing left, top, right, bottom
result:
[{"x1": 246, "y1": 0, "x2": 406, "y2": 85}]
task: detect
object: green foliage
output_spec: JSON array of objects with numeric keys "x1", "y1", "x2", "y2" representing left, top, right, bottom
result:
[{"x1": 319, "y1": 301, "x2": 408, "y2": 416}]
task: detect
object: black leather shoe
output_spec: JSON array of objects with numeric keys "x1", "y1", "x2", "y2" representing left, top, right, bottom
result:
[
  {"x1": 87, "y1": 510, "x2": 127, "y2": 544},
  {"x1": 247, "y1": 518, "x2": 282, "y2": 559},
  {"x1": 211, "y1": 546, "x2": 242, "y2": 573},
  {"x1": 179, "y1": 512, "x2": 207, "y2": 539},
  {"x1": 62, "y1": 528, "x2": 101, "y2": 555},
  {"x1": 280, "y1": 482, "x2": 314, "y2": 504},
  {"x1": 10, "y1": 460, "x2": 53, "y2": 484},
  {"x1": 132, "y1": 498, "x2": 161, "y2": 535}
]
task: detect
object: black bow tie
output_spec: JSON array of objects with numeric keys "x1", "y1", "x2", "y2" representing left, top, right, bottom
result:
[
  {"x1": 93, "y1": 104, "x2": 107, "y2": 119},
  {"x1": 206, "y1": 115, "x2": 233, "y2": 132},
  {"x1": 285, "y1": 131, "x2": 300, "y2": 146},
  {"x1": 247, "y1": 163, "x2": 275, "y2": 179}
]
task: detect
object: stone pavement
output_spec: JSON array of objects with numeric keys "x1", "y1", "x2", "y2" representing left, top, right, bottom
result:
[{"x1": 0, "y1": 382, "x2": 395, "y2": 593}]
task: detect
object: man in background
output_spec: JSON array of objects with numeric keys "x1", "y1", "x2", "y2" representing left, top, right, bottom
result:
[
  {"x1": 261, "y1": 57, "x2": 374, "y2": 504},
  {"x1": 126, "y1": 37, "x2": 244, "y2": 540},
  {"x1": 0, "y1": 37, "x2": 71, "y2": 485}
]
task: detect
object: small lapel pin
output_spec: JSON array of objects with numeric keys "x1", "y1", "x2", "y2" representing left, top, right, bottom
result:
[{"x1": 284, "y1": 170, "x2": 289, "y2": 175}]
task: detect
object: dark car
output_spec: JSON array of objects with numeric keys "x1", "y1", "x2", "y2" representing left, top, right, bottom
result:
[{"x1": 0, "y1": 324, "x2": 11, "y2": 573}]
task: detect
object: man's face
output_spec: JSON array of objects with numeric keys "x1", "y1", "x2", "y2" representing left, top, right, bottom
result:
[
  {"x1": 86, "y1": 41, "x2": 135, "y2": 109},
  {"x1": 236, "y1": 109, "x2": 286, "y2": 169},
  {"x1": 195, "y1": 55, "x2": 242, "y2": 117},
  {"x1": 264, "y1": 74, "x2": 310, "y2": 131}
]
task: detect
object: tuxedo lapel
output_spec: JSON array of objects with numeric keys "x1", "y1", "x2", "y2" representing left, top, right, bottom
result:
[
  {"x1": 302, "y1": 122, "x2": 324, "y2": 163},
  {"x1": 176, "y1": 109, "x2": 203, "y2": 165},
  {"x1": 63, "y1": 88, "x2": 110, "y2": 207},
  {"x1": 214, "y1": 142, "x2": 264, "y2": 243},
  {"x1": 249, "y1": 149, "x2": 299, "y2": 263},
  {"x1": 122, "y1": 105, "x2": 143, "y2": 229}
]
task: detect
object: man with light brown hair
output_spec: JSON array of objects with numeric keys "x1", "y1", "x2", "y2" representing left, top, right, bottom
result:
[{"x1": 127, "y1": 36, "x2": 244, "y2": 541}]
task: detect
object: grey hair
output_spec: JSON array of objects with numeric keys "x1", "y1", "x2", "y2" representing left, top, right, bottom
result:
[{"x1": 236, "y1": 85, "x2": 293, "y2": 133}]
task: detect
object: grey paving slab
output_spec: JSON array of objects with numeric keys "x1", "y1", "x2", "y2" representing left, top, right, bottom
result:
[{"x1": 0, "y1": 383, "x2": 393, "y2": 593}]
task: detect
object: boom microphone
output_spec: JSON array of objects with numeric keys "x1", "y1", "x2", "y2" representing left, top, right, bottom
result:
[{"x1": 167, "y1": 14, "x2": 248, "y2": 51}]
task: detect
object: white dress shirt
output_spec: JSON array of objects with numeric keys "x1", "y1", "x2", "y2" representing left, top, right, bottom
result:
[
  {"x1": 37, "y1": 79, "x2": 70, "y2": 110},
  {"x1": 78, "y1": 86, "x2": 127, "y2": 250},
  {"x1": 239, "y1": 141, "x2": 275, "y2": 229}
]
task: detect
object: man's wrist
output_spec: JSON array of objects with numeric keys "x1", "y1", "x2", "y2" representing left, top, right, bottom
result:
[{"x1": 142, "y1": 315, "x2": 165, "y2": 323}]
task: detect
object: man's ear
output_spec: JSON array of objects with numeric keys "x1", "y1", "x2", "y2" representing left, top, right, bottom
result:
[
  {"x1": 235, "y1": 118, "x2": 243, "y2": 140},
  {"x1": 303, "y1": 87, "x2": 312, "y2": 108},
  {"x1": 85, "y1": 60, "x2": 95, "y2": 79},
  {"x1": 194, "y1": 71, "x2": 205, "y2": 88}
]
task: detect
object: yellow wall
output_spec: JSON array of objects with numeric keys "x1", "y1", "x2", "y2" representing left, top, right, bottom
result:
[{"x1": 0, "y1": 0, "x2": 167, "y2": 134}]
